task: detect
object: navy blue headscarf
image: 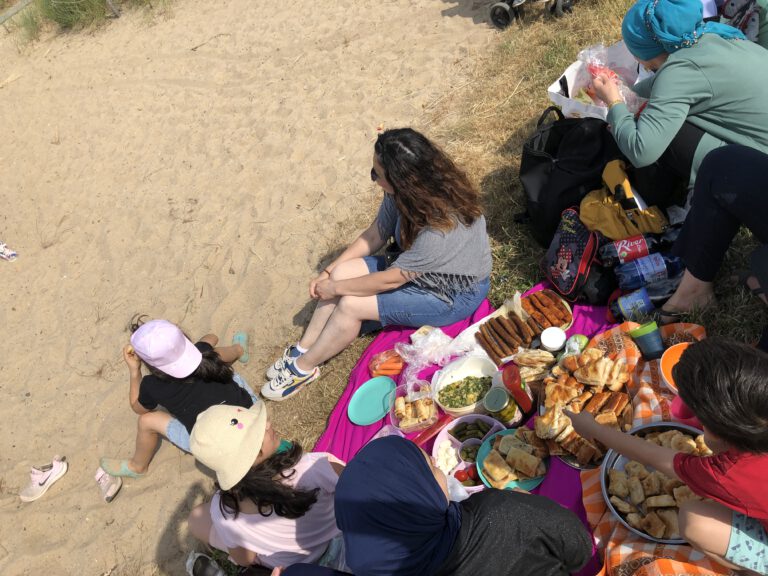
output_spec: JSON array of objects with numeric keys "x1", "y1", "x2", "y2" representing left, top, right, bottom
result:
[{"x1": 335, "y1": 436, "x2": 462, "y2": 576}]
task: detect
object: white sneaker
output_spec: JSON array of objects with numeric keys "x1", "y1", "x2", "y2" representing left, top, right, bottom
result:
[
  {"x1": 266, "y1": 345, "x2": 300, "y2": 380},
  {"x1": 261, "y1": 362, "x2": 320, "y2": 401},
  {"x1": 19, "y1": 455, "x2": 68, "y2": 502},
  {"x1": 95, "y1": 466, "x2": 123, "y2": 503}
]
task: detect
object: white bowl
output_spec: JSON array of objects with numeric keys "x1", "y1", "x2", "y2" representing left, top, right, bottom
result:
[{"x1": 432, "y1": 356, "x2": 498, "y2": 417}]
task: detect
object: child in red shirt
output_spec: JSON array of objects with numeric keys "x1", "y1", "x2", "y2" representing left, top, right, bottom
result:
[{"x1": 568, "y1": 338, "x2": 768, "y2": 575}]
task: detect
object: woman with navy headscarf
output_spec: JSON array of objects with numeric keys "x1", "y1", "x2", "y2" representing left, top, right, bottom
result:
[
  {"x1": 592, "y1": 0, "x2": 768, "y2": 198},
  {"x1": 333, "y1": 436, "x2": 591, "y2": 576}
]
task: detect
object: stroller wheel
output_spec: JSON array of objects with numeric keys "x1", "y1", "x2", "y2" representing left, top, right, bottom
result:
[{"x1": 490, "y1": 2, "x2": 513, "y2": 29}]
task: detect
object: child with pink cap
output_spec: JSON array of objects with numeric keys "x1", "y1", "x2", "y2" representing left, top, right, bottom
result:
[{"x1": 100, "y1": 317, "x2": 256, "y2": 480}]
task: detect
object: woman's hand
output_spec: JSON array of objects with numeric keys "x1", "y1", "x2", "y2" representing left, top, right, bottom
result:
[
  {"x1": 564, "y1": 410, "x2": 601, "y2": 442},
  {"x1": 309, "y1": 270, "x2": 331, "y2": 299},
  {"x1": 314, "y1": 278, "x2": 338, "y2": 301},
  {"x1": 592, "y1": 72, "x2": 622, "y2": 106},
  {"x1": 123, "y1": 344, "x2": 141, "y2": 372}
]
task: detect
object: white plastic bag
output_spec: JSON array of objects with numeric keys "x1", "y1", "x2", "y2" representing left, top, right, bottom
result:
[
  {"x1": 547, "y1": 40, "x2": 646, "y2": 120},
  {"x1": 394, "y1": 327, "x2": 473, "y2": 389}
]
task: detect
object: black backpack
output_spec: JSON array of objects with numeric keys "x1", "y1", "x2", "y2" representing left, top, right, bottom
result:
[{"x1": 519, "y1": 106, "x2": 622, "y2": 247}]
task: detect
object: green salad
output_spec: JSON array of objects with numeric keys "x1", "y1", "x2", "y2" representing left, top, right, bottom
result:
[{"x1": 438, "y1": 376, "x2": 492, "y2": 408}]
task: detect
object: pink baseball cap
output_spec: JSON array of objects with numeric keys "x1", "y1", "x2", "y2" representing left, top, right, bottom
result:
[{"x1": 130, "y1": 319, "x2": 202, "y2": 378}]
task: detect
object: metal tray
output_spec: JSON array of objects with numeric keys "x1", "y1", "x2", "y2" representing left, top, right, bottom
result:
[{"x1": 600, "y1": 421, "x2": 704, "y2": 544}]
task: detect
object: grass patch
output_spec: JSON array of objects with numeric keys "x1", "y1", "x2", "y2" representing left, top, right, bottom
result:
[
  {"x1": 35, "y1": 0, "x2": 106, "y2": 29},
  {"x1": 15, "y1": 3, "x2": 40, "y2": 40},
  {"x1": 6, "y1": 0, "x2": 173, "y2": 41}
]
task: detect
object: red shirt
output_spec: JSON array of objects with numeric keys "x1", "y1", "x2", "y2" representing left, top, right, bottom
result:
[{"x1": 674, "y1": 450, "x2": 768, "y2": 531}]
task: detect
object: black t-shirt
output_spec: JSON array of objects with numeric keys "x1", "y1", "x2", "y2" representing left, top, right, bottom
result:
[{"x1": 138, "y1": 342, "x2": 254, "y2": 433}]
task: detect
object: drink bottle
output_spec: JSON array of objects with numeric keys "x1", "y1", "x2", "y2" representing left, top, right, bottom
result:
[
  {"x1": 615, "y1": 253, "x2": 684, "y2": 291},
  {"x1": 609, "y1": 275, "x2": 683, "y2": 321},
  {"x1": 599, "y1": 227, "x2": 681, "y2": 267}
]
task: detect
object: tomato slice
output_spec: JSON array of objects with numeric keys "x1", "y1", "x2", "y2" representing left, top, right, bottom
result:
[
  {"x1": 467, "y1": 465, "x2": 478, "y2": 480},
  {"x1": 454, "y1": 469, "x2": 469, "y2": 482}
]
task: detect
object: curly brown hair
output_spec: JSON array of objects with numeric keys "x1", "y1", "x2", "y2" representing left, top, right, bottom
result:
[{"x1": 375, "y1": 128, "x2": 482, "y2": 249}]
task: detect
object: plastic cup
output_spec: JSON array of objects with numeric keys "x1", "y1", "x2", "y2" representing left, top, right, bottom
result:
[
  {"x1": 629, "y1": 321, "x2": 665, "y2": 360},
  {"x1": 660, "y1": 342, "x2": 692, "y2": 394}
]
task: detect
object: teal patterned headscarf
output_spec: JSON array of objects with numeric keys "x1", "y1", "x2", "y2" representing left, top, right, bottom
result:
[{"x1": 622, "y1": 0, "x2": 747, "y2": 60}]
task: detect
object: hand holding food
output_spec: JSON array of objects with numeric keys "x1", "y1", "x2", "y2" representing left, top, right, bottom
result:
[
  {"x1": 123, "y1": 344, "x2": 140, "y2": 371},
  {"x1": 592, "y1": 72, "x2": 621, "y2": 104}
]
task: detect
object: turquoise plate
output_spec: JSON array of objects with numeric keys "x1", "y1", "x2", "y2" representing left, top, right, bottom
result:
[
  {"x1": 347, "y1": 376, "x2": 397, "y2": 426},
  {"x1": 476, "y1": 428, "x2": 548, "y2": 491}
]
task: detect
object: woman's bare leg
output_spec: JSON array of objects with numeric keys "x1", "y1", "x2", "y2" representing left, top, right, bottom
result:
[
  {"x1": 296, "y1": 294, "x2": 379, "y2": 371},
  {"x1": 298, "y1": 258, "x2": 371, "y2": 350}
]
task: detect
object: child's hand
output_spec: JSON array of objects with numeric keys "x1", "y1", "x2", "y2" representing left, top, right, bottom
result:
[
  {"x1": 123, "y1": 344, "x2": 141, "y2": 371},
  {"x1": 564, "y1": 409, "x2": 601, "y2": 442}
]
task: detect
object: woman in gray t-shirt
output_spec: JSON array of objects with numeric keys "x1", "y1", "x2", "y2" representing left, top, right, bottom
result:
[{"x1": 262, "y1": 128, "x2": 492, "y2": 401}]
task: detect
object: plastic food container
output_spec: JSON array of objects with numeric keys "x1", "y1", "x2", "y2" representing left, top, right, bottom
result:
[
  {"x1": 482, "y1": 386, "x2": 522, "y2": 426},
  {"x1": 432, "y1": 356, "x2": 497, "y2": 417},
  {"x1": 540, "y1": 327, "x2": 567, "y2": 353},
  {"x1": 389, "y1": 381, "x2": 439, "y2": 434},
  {"x1": 432, "y1": 414, "x2": 505, "y2": 494},
  {"x1": 660, "y1": 342, "x2": 692, "y2": 394},
  {"x1": 459, "y1": 438, "x2": 482, "y2": 464}
]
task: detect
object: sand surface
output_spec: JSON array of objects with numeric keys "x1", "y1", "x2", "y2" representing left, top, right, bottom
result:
[{"x1": 0, "y1": 1, "x2": 493, "y2": 574}]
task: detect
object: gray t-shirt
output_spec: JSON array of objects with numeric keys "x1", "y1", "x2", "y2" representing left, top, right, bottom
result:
[{"x1": 375, "y1": 195, "x2": 492, "y2": 303}]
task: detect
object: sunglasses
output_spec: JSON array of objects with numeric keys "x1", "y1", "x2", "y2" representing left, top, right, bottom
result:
[{"x1": 370, "y1": 167, "x2": 379, "y2": 182}]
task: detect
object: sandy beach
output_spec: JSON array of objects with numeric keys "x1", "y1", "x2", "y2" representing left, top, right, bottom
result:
[{"x1": 0, "y1": 1, "x2": 493, "y2": 573}]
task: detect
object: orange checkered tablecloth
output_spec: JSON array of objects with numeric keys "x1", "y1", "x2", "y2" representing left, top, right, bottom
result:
[{"x1": 580, "y1": 322, "x2": 734, "y2": 576}]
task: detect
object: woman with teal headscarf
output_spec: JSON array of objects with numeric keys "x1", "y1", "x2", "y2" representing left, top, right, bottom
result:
[{"x1": 592, "y1": 0, "x2": 768, "y2": 198}]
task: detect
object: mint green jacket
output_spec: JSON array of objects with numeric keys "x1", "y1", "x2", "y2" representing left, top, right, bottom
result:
[{"x1": 607, "y1": 34, "x2": 768, "y2": 186}]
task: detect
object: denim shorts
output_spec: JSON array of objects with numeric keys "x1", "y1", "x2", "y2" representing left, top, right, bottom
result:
[
  {"x1": 164, "y1": 373, "x2": 259, "y2": 453},
  {"x1": 363, "y1": 256, "x2": 489, "y2": 328},
  {"x1": 725, "y1": 510, "x2": 768, "y2": 574}
]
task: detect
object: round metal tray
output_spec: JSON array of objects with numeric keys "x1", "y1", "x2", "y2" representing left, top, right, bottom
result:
[{"x1": 600, "y1": 421, "x2": 704, "y2": 544}]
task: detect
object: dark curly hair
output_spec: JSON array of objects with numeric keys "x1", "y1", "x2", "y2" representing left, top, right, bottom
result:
[
  {"x1": 375, "y1": 128, "x2": 483, "y2": 249},
  {"x1": 674, "y1": 337, "x2": 768, "y2": 453},
  {"x1": 128, "y1": 314, "x2": 234, "y2": 384},
  {"x1": 217, "y1": 442, "x2": 319, "y2": 519}
]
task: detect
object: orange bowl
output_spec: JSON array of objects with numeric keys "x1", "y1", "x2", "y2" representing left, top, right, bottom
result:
[{"x1": 660, "y1": 342, "x2": 692, "y2": 394}]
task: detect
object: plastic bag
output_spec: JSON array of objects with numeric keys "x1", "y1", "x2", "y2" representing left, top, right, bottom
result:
[
  {"x1": 394, "y1": 326, "x2": 473, "y2": 389},
  {"x1": 576, "y1": 43, "x2": 644, "y2": 113},
  {"x1": 548, "y1": 40, "x2": 646, "y2": 120},
  {"x1": 368, "y1": 349, "x2": 404, "y2": 377},
  {"x1": 446, "y1": 474, "x2": 471, "y2": 502}
]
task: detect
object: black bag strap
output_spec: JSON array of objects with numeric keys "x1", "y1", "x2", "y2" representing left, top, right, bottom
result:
[{"x1": 536, "y1": 106, "x2": 565, "y2": 128}]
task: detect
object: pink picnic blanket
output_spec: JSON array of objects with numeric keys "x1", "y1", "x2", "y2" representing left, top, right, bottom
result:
[{"x1": 314, "y1": 282, "x2": 613, "y2": 576}]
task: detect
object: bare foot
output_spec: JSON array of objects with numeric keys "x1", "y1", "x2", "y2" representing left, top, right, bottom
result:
[{"x1": 742, "y1": 274, "x2": 768, "y2": 307}]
